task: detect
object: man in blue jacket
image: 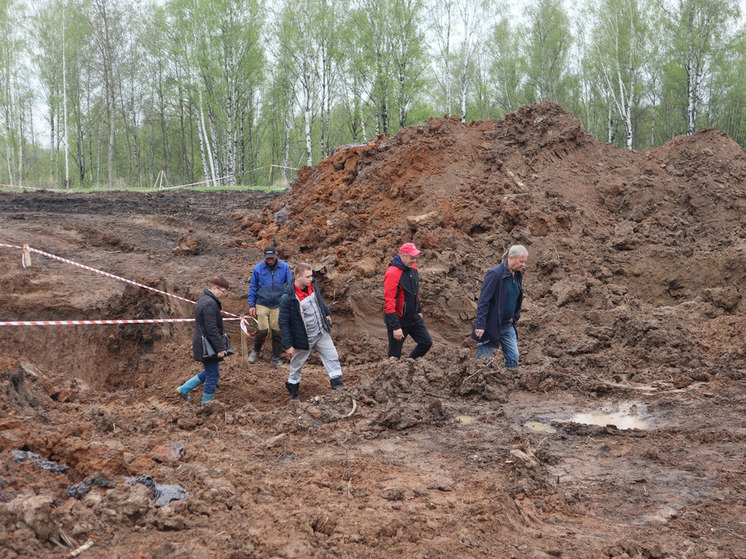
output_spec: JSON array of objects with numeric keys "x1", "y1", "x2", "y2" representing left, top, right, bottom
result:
[
  {"x1": 472, "y1": 245, "x2": 529, "y2": 367},
  {"x1": 248, "y1": 246, "x2": 292, "y2": 367}
]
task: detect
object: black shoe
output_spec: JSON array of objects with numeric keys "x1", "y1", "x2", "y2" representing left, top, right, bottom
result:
[
  {"x1": 285, "y1": 381, "x2": 299, "y2": 400},
  {"x1": 330, "y1": 376, "x2": 344, "y2": 390}
]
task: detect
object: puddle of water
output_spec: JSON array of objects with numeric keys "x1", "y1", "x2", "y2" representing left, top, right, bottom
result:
[
  {"x1": 571, "y1": 411, "x2": 648, "y2": 430},
  {"x1": 570, "y1": 402, "x2": 649, "y2": 430},
  {"x1": 524, "y1": 421, "x2": 557, "y2": 434},
  {"x1": 457, "y1": 415, "x2": 475, "y2": 424}
]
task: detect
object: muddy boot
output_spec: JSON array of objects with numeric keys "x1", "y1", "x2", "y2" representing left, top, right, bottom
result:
[
  {"x1": 201, "y1": 392, "x2": 215, "y2": 407},
  {"x1": 177, "y1": 374, "x2": 203, "y2": 401},
  {"x1": 250, "y1": 329, "x2": 268, "y2": 363},
  {"x1": 330, "y1": 376, "x2": 344, "y2": 390},
  {"x1": 271, "y1": 330, "x2": 284, "y2": 368},
  {"x1": 285, "y1": 381, "x2": 300, "y2": 400}
]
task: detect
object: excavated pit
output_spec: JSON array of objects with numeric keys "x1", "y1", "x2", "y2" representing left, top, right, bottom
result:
[{"x1": 0, "y1": 102, "x2": 744, "y2": 558}]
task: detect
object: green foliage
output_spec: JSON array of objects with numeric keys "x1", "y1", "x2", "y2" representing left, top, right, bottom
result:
[
  {"x1": 521, "y1": 0, "x2": 573, "y2": 105},
  {"x1": 3, "y1": 0, "x2": 746, "y2": 189},
  {"x1": 486, "y1": 17, "x2": 526, "y2": 114}
]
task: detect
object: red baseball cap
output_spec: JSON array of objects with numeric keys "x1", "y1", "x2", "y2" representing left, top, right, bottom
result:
[{"x1": 399, "y1": 242, "x2": 421, "y2": 256}]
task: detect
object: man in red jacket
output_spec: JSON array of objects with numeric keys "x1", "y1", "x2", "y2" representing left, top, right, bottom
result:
[{"x1": 383, "y1": 242, "x2": 433, "y2": 359}]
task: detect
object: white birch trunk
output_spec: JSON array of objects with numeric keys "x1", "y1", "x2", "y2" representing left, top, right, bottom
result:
[
  {"x1": 282, "y1": 117, "x2": 291, "y2": 185},
  {"x1": 303, "y1": 67, "x2": 313, "y2": 167},
  {"x1": 226, "y1": 93, "x2": 235, "y2": 185},
  {"x1": 209, "y1": 114, "x2": 220, "y2": 184},
  {"x1": 460, "y1": 67, "x2": 468, "y2": 122},
  {"x1": 197, "y1": 87, "x2": 215, "y2": 186},
  {"x1": 63, "y1": 3, "x2": 70, "y2": 188},
  {"x1": 433, "y1": 0, "x2": 453, "y2": 114},
  {"x1": 320, "y1": 48, "x2": 329, "y2": 158},
  {"x1": 687, "y1": 60, "x2": 697, "y2": 135},
  {"x1": 16, "y1": 96, "x2": 23, "y2": 185},
  {"x1": 96, "y1": 119, "x2": 102, "y2": 186},
  {"x1": 107, "y1": 86, "x2": 115, "y2": 186},
  {"x1": 607, "y1": 103, "x2": 613, "y2": 144},
  {"x1": 360, "y1": 96, "x2": 367, "y2": 140},
  {"x1": 196, "y1": 114, "x2": 209, "y2": 184},
  {"x1": 5, "y1": 114, "x2": 13, "y2": 186}
]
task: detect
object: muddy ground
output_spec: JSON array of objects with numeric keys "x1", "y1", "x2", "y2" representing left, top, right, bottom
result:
[{"x1": 0, "y1": 102, "x2": 744, "y2": 558}]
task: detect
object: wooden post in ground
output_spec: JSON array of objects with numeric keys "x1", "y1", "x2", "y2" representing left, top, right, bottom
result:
[{"x1": 241, "y1": 328, "x2": 249, "y2": 367}]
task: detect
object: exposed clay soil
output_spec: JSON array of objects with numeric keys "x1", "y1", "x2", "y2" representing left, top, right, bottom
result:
[{"x1": 1, "y1": 102, "x2": 745, "y2": 558}]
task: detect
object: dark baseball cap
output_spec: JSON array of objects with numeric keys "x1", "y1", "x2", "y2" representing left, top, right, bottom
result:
[{"x1": 264, "y1": 246, "x2": 277, "y2": 258}]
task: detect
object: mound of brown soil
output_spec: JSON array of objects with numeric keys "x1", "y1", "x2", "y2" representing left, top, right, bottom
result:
[{"x1": 250, "y1": 102, "x2": 746, "y2": 381}]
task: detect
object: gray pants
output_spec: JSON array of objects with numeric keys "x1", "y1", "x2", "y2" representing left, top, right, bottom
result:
[{"x1": 288, "y1": 332, "x2": 342, "y2": 384}]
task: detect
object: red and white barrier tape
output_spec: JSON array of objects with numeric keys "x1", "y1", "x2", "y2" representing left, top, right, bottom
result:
[
  {"x1": 1, "y1": 242, "x2": 254, "y2": 335},
  {"x1": 0, "y1": 316, "x2": 251, "y2": 333},
  {"x1": 0, "y1": 318, "x2": 233, "y2": 326}
]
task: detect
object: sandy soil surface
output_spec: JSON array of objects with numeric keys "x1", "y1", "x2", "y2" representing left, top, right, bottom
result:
[{"x1": 1, "y1": 102, "x2": 745, "y2": 558}]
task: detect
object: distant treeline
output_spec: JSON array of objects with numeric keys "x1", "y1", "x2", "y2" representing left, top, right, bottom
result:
[{"x1": 1, "y1": 0, "x2": 744, "y2": 189}]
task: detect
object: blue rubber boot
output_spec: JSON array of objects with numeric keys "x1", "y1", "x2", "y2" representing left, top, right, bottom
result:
[
  {"x1": 201, "y1": 392, "x2": 215, "y2": 407},
  {"x1": 177, "y1": 375, "x2": 203, "y2": 401}
]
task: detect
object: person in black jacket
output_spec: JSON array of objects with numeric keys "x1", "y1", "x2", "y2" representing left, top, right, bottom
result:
[
  {"x1": 177, "y1": 275, "x2": 232, "y2": 406},
  {"x1": 472, "y1": 245, "x2": 528, "y2": 367},
  {"x1": 383, "y1": 242, "x2": 432, "y2": 359},
  {"x1": 278, "y1": 263, "x2": 343, "y2": 400}
]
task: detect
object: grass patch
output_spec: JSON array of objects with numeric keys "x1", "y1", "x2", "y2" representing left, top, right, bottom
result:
[{"x1": 0, "y1": 184, "x2": 289, "y2": 194}]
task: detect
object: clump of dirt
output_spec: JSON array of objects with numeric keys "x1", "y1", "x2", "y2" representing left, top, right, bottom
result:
[
  {"x1": 1, "y1": 103, "x2": 745, "y2": 558},
  {"x1": 172, "y1": 233, "x2": 201, "y2": 256}
]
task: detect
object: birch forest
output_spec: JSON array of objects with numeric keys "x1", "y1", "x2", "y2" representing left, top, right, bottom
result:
[{"x1": 1, "y1": 0, "x2": 745, "y2": 189}]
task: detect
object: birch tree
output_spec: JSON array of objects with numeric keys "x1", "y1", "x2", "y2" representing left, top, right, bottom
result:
[
  {"x1": 431, "y1": 0, "x2": 488, "y2": 121},
  {"x1": 139, "y1": 4, "x2": 174, "y2": 185},
  {"x1": 486, "y1": 17, "x2": 525, "y2": 114},
  {"x1": 274, "y1": 0, "x2": 320, "y2": 167},
  {"x1": 707, "y1": 29, "x2": 746, "y2": 144},
  {"x1": 167, "y1": 0, "x2": 213, "y2": 184},
  {"x1": 339, "y1": 14, "x2": 373, "y2": 142},
  {"x1": 390, "y1": 0, "x2": 427, "y2": 128},
  {"x1": 90, "y1": 0, "x2": 128, "y2": 187},
  {"x1": 193, "y1": 0, "x2": 264, "y2": 184},
  {"x1": 454, "y1": 0, "x2": 487, "y2": 121},
  {"x1": 0, "y1": 0, "x2": 28, "y2": 185},
  {"x1": 264, "y1": 66, "x2": 296, "y2": 185},
  {"x1": 522, "y1": 0, "x2": 572, "y2": 104},
  {"x1": 63, "y1": 0, "x2": 96, "y2": 187},
  {"x1": 586, "y1": 0, "x2": 653, "y2": 150},
  {"x1": 351, "y1": 0, "x2": 394, "y2": 135},
  {"x1": 662, "y1": 0, "x2": 740, "y2": 135},
  {"x1": 313, "y1": 0, "x2": 346, "y2": 158},
  {"x1": 430, "y1": 0, "x2": 456, "y2": 114},
  {"x1": 33, "y1": 0, "x2": 66, "y2": 186}
]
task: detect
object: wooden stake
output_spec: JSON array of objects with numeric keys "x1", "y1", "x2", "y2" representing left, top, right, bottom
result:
[{"x1": 241, "y1": 326, "x2": 249, "y2": 367}]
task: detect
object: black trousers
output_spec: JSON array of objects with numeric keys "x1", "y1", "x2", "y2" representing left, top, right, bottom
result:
[{"x1": 387, "y1": 315, "x2": 433, "y2": 359}]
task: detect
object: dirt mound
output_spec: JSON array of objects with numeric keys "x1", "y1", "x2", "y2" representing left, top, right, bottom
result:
[
  {"x1": 1, "y1": 103, "x2": 745, "y2": 557},
  {"x1": 247, "y1": 102, "x2": 745, "y2": 379}
]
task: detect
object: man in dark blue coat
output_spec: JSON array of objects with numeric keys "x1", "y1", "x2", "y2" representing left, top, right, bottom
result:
[{"x1": 472, "y1": 245, "x2": 528, "y2": 368}]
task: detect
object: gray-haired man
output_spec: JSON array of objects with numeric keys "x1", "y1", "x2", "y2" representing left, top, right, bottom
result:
[{"x1": 472, "y1": 245, "x2": 528, "y2": 367}]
